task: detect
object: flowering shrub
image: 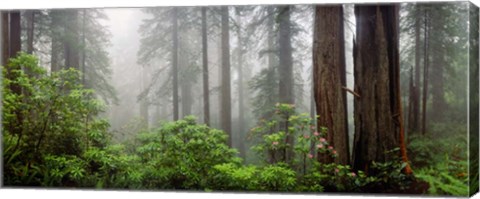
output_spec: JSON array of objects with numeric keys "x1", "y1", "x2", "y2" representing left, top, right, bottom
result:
[
  {"x1": 3, "y1": 53, "x2": 110, "y2": 186},
  {"x1": 249, "y1": 103, "x2": 337, "y2": 174}
]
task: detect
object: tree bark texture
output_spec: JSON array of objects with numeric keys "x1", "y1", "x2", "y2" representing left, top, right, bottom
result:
[
  {"x1": 313, "y1": 5, "x2": 350, "y2": 165},
  {"x1": 352, "y1": 5, "x2": 412, "y2": 174}
]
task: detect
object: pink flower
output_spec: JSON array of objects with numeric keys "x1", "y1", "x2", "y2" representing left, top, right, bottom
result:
[
  {"x1": 308, "y1": 154, "x2": 314, "y2": 159},
  {"x1": 351, "y1": 172, "x2": 356, "y2": 177},
  {"x1": 335, "y1": 168, "x2": 340, "y2": 173},
  {"x1": 272, "y1": 141, "x2": 279, "y2": 145},
  {"x1": 328, "y1": 146, "x2": 333, "y2": 150},
  {"x1": 319, "y1": 137, "x2": 326, "y2": 142},
  {"x1": 317, "y1": 144, "x2": 324, "y2": 149},
  {"x1": 304, "y1": 135, "x2": 310, "y2": 139},
  {"x1": 332, "y1": 150, "x2": 337, "y2": 154},
  {"x1": 313, "y1": 132, "x2": 320, "y2": 136}
]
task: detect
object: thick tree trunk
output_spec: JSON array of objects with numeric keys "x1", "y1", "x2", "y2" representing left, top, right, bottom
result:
[
  {"x1": 278, "y1": 5, "x2": 295, "y2": 163},
  {"x1": 468, "y1": 5, "x2": 479, "y2": 196},
  {"x1": 221, "y1": 6, "x2": 232, "y2": 147},
  {"x1": 172, "y1": 8, "x2": 179, "y2": 121},
  {"x1": 313, "y1": 5, "x2": 349, "y2": 165},
  {"x1": 201, "y1": 7, "x2": 210, "y2": 126},
  {"x1": 352, "y1": 5, "x2": 411, "y2": 175}
]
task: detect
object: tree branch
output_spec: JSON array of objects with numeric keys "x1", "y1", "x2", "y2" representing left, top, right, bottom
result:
[{"x1": 342, "y1": 86, "x2": 360, "y2": 98}]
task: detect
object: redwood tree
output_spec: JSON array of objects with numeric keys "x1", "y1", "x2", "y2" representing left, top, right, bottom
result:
[
  {"x1": 352, "y1": 5, "x2": 412, "y2": 174},
  {"x1": 313, "y1": 5, "x2": 349, "y2": 165}
]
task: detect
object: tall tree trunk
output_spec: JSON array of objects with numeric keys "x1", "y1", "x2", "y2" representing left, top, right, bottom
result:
[
  {"x1": 201, "y1": 7, "x2": 210, "y2": 126},
  {"x1": 64, "y1": 10, "x2": 79, "y2": 69},
  {"x1": 264, "y1": 6, "x2": 276, "y2": 121},
  {"x1": 265, "y1": 6, "x2": 277, "y2": 164},
  {"x1": 221, "y1": 6, "x2": 232, "y2": 147},
  {"x1": 352, "y1": 5, "x2": 412, "y2": 175},
  {"x1": 26, "y1": 10, "x2": 35, "y2": 54},
  {"x1": 81, "y1": 9, "x2": 86, "y2": 85},
  {"x1": 411, "y1": 4, "x2": 421, "y2": 133},
  {"x1": 468, "y1": 5, "x2": 479, "y2": 196},
  {"x1": 50, "y1": 10, "x2": 60, "y2": 72},
  {"x1": 313, "y1": 5, "x2": 350, "y2": 165},
  {"x1": 172, "y1": 8, "x2": 179, "y2": 121},
  {"x1": 278, "y1": 6, "x2": 294, "y2": 105},
  {"x1": 267, "y1": 6, "x2": 275, "y2": 70},
  {"x1": 236, "y1": 12, "x2": 246, "y2": 159},
  {"x1": 421, "y1": 8, "x2": 429, "y2": 136},
  {"x1": 6, "y1": 11, "x2": 23, "y2": 141},
  {"x1": 9, "y1": 11, "x2": 21, "y2": 59},
  {"x1": 408, "y1": 66, "x2": 415, "y2": 137},
  {"x1": 278, "y1": 5, "x2": 295, "y2": 163},
  {"x1": 1, "y1": 12, "x2": 8, "y2": 66}
]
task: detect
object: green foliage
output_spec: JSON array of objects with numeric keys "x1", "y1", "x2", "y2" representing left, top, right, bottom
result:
[
  {"x1": 300, "y1": 162, "x2": 376, "y2": 192},
  {"x1": 415, "y1": 156, "x2": 468, "y2": 196},
  {"x1": 131, "y1": 116, "x2": 241, "y2": 190},
  {"x1": 409, "y1": 133, "x2": 468, "y2": 196},
  {"x1": 2, "y1": 53, "x2": 111, "y2": 186},
  {"x1": 249, "y1": 103, "x2": 335, "y2": 170},
  {"x1": 406, "y1": 128, "x2": 469, "y2": 197},
  {"x1": 408, "y1": 133, "x2": 467, "y2": 168},
  {"x1": 210, "y1": 163, "x2": 296, "y2": 192}
]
